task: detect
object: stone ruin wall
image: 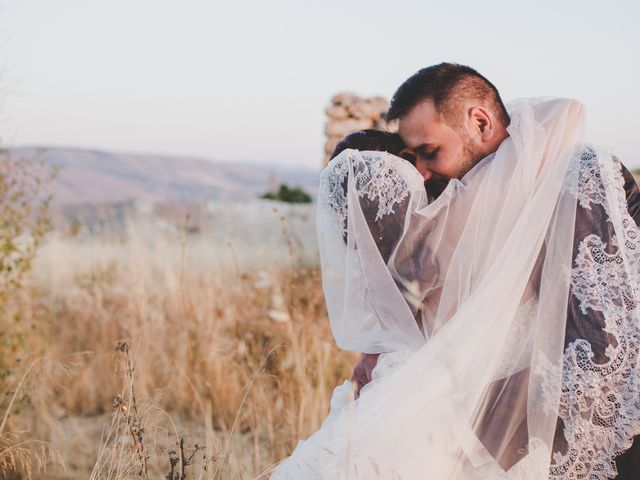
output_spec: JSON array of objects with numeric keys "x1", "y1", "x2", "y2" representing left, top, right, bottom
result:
[{"x1": 323, "y1": 93, "x2": 393, "y2": 166}]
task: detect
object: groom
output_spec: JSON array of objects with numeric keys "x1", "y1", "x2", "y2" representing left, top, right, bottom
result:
[{"x1": 350, "y1": 63, "x2": 640, "y2": 478}]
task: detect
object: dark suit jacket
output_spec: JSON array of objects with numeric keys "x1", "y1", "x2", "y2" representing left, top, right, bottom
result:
[{"x1": 611, "y1": 163, "x2": 640, "y2": 478}]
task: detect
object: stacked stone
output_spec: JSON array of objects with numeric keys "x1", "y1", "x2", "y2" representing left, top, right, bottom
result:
[{"x1": 323, "y1": 93, "x2": 391, "y2": 165}]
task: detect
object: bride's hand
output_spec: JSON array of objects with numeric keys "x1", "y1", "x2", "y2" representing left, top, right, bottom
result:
[{"x1": 352, "y1": 353, "x2": 380, "y2": 400}]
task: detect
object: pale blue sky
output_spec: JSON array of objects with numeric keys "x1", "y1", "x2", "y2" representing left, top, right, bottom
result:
[{"x1": 0, "y1": 0, "x2": 638, "y2": 169}]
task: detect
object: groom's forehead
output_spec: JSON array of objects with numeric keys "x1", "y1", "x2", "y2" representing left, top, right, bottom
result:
[{"x1": 398, "y1": 100, "x2": 444, "y2": 148}]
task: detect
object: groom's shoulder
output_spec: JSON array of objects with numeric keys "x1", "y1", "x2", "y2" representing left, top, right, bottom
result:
[
  {"x1": 576, "y1": 146, "x2": 640, "y2": 222},
  {"x1": 618, "y1": 158, "x2": 640, "y2": 222}
]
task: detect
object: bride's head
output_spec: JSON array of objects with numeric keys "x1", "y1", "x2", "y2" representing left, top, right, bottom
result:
[
  {"x1": 321, "y1": 134, "x2": 434, "y2": 297},
  {"x1": 324, "y1": 132, "x2": 422, "y2": 263}
]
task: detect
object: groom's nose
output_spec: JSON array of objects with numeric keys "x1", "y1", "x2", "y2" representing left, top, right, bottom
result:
[{"x1": 414, "y1": 159, "x2": 434, "y2": 181}]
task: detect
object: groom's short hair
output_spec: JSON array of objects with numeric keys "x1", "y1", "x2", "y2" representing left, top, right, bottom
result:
[{"x1": 385, "y1": 63, "x2": 510, "y2": 128}]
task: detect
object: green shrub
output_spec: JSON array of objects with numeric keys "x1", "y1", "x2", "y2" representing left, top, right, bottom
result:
[{"x1": 261, "y1": 184, "x2": 312, "y2": 204}]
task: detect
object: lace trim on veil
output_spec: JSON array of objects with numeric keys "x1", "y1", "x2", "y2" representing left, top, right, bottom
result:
[
  {"x1": 548, "y1": 147, "x2": 640, "y2": 479},
  {"x1": 320, "y1": 149, "x2": 423, "y2": 229}
]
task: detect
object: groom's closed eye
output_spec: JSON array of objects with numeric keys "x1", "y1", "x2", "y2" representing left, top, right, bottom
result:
[{"x1": 416, "y1": 146, "x2": 439, "y2": 161}]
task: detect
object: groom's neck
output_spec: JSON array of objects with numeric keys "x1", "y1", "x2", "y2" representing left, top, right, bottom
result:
[{"x1": 485, "y1": 125, "x2": 510, "y2": 157}]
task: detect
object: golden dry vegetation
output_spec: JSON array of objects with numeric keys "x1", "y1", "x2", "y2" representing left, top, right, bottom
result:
[{"x1": 1, "y1": 152, "x2": 355, "y2": 478}]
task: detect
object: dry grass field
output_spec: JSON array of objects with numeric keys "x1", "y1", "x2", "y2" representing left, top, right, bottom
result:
[{"x1": 1, "y1": 200, "x2": 357, "y2": 479}]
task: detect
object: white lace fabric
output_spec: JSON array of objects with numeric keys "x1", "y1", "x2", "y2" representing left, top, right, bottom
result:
[
  {"x1": 545, "y1": 149, "x2": 640, "y2": 480},
  {"x1": 271, "y1": 98, "x2": 640, "y2": 480}
]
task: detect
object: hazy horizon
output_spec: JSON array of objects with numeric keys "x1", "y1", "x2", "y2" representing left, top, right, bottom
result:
[{"x1": 4, "y1": 143, "x2": 322, "y2": 172}]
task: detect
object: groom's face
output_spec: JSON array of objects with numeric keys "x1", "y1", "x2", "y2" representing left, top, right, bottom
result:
[{"x1": 398, "y1": 99, "x2": 484, "y2": 182}]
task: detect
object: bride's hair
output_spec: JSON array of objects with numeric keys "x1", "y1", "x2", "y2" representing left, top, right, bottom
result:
[{"x1": 329, "y1": 129, "x2": 406, "y2": 161}]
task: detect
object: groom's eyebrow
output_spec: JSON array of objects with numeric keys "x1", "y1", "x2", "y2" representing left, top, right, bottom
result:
[{"x1": 415, "y1": 143, "x2": 438, "y2": 154}]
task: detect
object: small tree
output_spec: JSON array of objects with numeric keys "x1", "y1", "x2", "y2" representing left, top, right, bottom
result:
[
  {"x1": 0, "y1": 149, "x2": 56, "y2": 370},
  {"x1": 261, "y1": 184, "x2": 312, "y2": 204}
]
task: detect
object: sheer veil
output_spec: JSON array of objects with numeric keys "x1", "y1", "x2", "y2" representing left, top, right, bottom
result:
[{"x1": 272, "y1": 97, "x2": 640, "y2": 479}]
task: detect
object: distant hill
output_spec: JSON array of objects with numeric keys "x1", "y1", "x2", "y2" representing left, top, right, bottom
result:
[{"x1": 6, "y1": 147, "x2": 319, "y2": 205}]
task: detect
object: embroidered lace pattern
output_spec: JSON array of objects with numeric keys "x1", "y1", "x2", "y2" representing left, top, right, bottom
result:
[
  {"x1": 565, "y1": 148, "x2": 607, "y2": 210},
  {"x1": 548, "y1": 147, "x2": 640, "y2": 480},
  {"x1": 320, "y1": 150, "x2": 416, "y2": 230}
]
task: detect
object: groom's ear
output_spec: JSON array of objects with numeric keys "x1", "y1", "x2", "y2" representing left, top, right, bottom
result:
[{"x1": 468, "y1": 106, "x2": 493, "y2": 142}]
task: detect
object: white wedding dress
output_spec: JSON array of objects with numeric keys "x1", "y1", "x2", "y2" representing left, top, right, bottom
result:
[{"x1": 271, "y1": 98, "x2": 640, "y2": 479}]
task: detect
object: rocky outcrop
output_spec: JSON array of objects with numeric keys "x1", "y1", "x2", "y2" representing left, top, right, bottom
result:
[{"x1": 323, "y1": 93, "x2": 392, "y2": 165}]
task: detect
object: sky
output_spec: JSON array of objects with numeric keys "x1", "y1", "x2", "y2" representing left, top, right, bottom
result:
[{"x1": 0, "y1": 0, "x2": 638, "y2": 169}]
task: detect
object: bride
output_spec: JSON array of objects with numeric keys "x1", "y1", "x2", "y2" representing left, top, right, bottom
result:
[{"x1": 270, "y1": 98, "x2": 640, "y2": 479}]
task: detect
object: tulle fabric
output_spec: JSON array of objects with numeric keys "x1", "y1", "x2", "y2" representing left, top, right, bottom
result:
[{"x1": 271, "y1": 98, "x2": 640, "y2": 479}]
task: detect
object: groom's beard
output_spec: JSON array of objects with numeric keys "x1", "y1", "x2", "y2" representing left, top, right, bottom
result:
[
  {"x1": 457, "y1": 136, "x2": 489, "y2": 179},
  {"x1": 426, "y1": 138, "x2": 487, "y2": 201}
]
